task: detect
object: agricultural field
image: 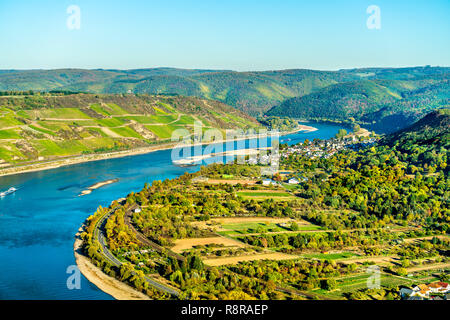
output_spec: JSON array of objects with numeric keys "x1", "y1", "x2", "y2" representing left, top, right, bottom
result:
[
  {"x1": 236, "y1": 189, "x2": 297, "y2": 201},
  {"x1": 171, "y1": 236, "x2": 247, "y2": 254},
  {"x1": 202, "y1": 252, "x2": 297, "y2": 267},
  {"x1": 0, "y1": 93, "x2": 261, "y2": 166}
]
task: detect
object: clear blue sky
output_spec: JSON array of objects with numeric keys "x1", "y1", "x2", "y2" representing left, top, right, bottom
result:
[{"x1": 0, "y1": 0, "x2": 448, "y2": 71}]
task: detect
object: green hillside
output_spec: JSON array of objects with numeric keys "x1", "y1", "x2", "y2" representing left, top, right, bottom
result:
[
  {"x1": 381, "y1": 108, "x2": 450, "y2": 167},
  {"x1": 0, "y1": 93, "x2": 259, "y2": 167},
  {"x1": 266, "y1": 76, "x2": 450, "y2": 133}
]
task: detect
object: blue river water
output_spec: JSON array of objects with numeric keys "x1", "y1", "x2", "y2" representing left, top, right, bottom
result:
[{"x1": 0, "y1": 122, "x2": 346, "y2": 300}]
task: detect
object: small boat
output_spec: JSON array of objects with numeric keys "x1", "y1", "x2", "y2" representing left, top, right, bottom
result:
[{"x1": 0, "y1": 187, "x2": 17, "y2": 197}]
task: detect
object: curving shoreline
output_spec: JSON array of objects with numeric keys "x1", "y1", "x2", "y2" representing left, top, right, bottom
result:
[
  {"x1": 0, "y1": 124, "x2": 316, "y2": 178},
  {"x1": 73, "y1": 228, "x2": 150, "y2": 300}
]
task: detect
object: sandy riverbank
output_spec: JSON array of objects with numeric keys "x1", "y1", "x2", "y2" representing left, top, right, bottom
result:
[
  {"x1": 0, "y1": 124, "x2": 317, "y2": 178},
  {"x1": 295, "y1": 124, "x2": 318, "y2": 132},
  {"x1": 73, "y1": 228, "x2": 150, "y2": 300},
  {"x1": 79, "y1": 178, "x2": 120, "y2": 196}
]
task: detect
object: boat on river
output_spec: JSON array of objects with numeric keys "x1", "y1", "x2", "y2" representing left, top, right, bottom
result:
[{"x1": 0, "y1": 187, "x2": 17, "y2": 197}]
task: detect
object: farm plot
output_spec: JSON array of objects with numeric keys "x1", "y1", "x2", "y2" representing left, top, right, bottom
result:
[
  {"x1": 236, "y1": 189, "x2": 296, "y2": 201},
  {"x1": 203, "y1": 252, "x2": 297, "y2": 267},
  {"x1": 171, "y1": 236, "x2": 247, "y2": 254}
]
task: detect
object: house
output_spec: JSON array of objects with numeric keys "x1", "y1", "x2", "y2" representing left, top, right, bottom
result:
[
  {"x1": 428, "y1": 282, "x2": 449, "y2": 293},
  {"x1": 412, "y1": 284, "x2": 431, "y2": 298},
  {"x1": 262, "y1": 179, "x2": 274, "y2": 186},
  {"x1": 288, "y1": 178, "x2": 300, "y2": 185},
  {"x1": 399, "y1": 288, "x2": 414, "y2": 299},
  {"x1": 133, "y1": 207, "x2": 142, "y2": 213}
]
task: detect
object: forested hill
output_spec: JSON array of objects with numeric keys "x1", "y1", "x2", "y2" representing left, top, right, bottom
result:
[
  {"x1": 0, "y1": 93, "x2": 259, "y2": 167},
  {"x1": 1, "y1": 66, "x2": 448, "y2": 117},
  {"x1": 266, "y1": 75, "x2": 450, "y2": 133},
  {"x1": 369, "y1": 108, "x2": 450, "y2": 175},
  {"x1": 382, "y1": 108, "x2": 450, "y2": 156}
]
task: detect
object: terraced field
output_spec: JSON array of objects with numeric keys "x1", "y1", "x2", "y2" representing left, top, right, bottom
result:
[{"x1": 0, "y1": 93, "x2": 260, "y2": 167}]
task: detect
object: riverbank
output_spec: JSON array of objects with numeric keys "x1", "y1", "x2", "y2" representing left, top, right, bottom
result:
[
  {"x1": 0, "y1": 125, "x2": 316, "y2": 178},
  {"x1": 73, "y1": 227, "x2": 150, "y2": 300}
]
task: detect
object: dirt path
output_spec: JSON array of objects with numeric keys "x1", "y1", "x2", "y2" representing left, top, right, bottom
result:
[{"x1": 406, "y1": 262, "x2": 450, "y2": 273}]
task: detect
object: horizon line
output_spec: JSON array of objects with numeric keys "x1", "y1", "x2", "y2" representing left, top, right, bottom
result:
[{"x1": 0, "y1": 65, "x2": 449, "y2": 74}]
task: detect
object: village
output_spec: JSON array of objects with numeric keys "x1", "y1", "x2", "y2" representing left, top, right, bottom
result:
[
  {"x1": 400, "y1": 281, "x2": 450, "y2": 300},
  {"x1": 280, "y1": 130, "x2": 378, "y2": 161}
]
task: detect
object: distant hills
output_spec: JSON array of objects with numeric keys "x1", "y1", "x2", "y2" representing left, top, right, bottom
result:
[
  {"x1": 267, "y1": 72, "x2": 449, "y2": 133},
  {"x1": 0, "y1": 66, "x2": 448, "y2": 132}
]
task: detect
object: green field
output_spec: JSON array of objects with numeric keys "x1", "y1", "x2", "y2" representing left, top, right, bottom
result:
[
  {"x1": 303, "y1": 252, "x2": 358, "y2": 260},
  {"x1": 29, "y1": 108, "x2": 91, "y2": 119},
  {"x1": 237, "y1": 191, "x2": 292, "y2": 197},
  {"x1": 0, "y1": 129, "x2": 22, "y2": 139},
  {"x1": 109, "y1": 126, "x2": 143, "y2": 139},
  {"x1": 145, "y1": 124, "x2": 181, "y2": 139},
  {"x1": 219, "y1": 222, "x2": 291, "y2": 235},
  {"x1": 95, "y1": 118, "x2": 125, "y2": 127},
  {"x1": 90, "y1": 103, "x2": 128, "y2": 116}
]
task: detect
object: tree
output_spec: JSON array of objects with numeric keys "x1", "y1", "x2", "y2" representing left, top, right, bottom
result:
[{"x1": 320, "y1": 278, "x2": 337, "y2": 291}]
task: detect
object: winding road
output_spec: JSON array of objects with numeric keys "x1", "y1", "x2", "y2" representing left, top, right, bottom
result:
[{"x1": 94, "y1": 208, "x2": 180, "y2": 297}]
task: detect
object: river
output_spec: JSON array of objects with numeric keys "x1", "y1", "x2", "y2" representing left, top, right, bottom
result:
[{"x1": 0, "y1": 122, "x2": 346, "y2": 300}]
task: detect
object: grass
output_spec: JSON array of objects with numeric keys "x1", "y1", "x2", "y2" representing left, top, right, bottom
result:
[
  {"x1": 149, "y1": 114, "x2": 179, "y2": 124},
  {"x1": 80, "y1": 137, "x2": 115, "y2": 149},
  {"x1": 311, "y1": 272, "x2": 419, "y2": 299},
  {"x1": 220, "y1": 222, "x2": 290, "y2": 235},
  {"x1": 30, "y1": 108, "x2": 91, "y2": 119},
  {"x1": 303, "y1": 252, "x2": 358, "y2": 260},
  {"x1": 0, "y1": 142, "x2": 25, "y2": 162},
  {"x1": 120, "y1": 115, "x2": 160, "y2": 124},
  {"x1": 95, "y1": 118, "x2": 125, "y2": 127},
  {"x1": 37, "y1": 121, "x2": 70, "y2": 132},
  {"x1": 156, "y1": 102, "x2": 175, "y2": 113},
  {"x1": 145, "y1": 124, "x2": 180, "y2": 139},
  {"x1": 0, "y1": 116, "x2": 23, "y2": 127},
  {"x1": 31, "y1": 139, "x2": 90, "y2": 156},
  {"x1": 237, "y1": 191, "x2": 292, "y2": 197},
  {"x1": 91, "y1": 103, "x2": 128, "y2": 116},
  {"x1": 109, "y1": 126, "x2": 143, "y2": 139},
  {"x1": 28, "y1": 125, "x2": 56, "y2": 136},
  {"x1": 174, "y1": 115, "x2": 196, "y2": 125},
  {"x1": 0, "y1": 129, "x2": 22, "y2": 139}
]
